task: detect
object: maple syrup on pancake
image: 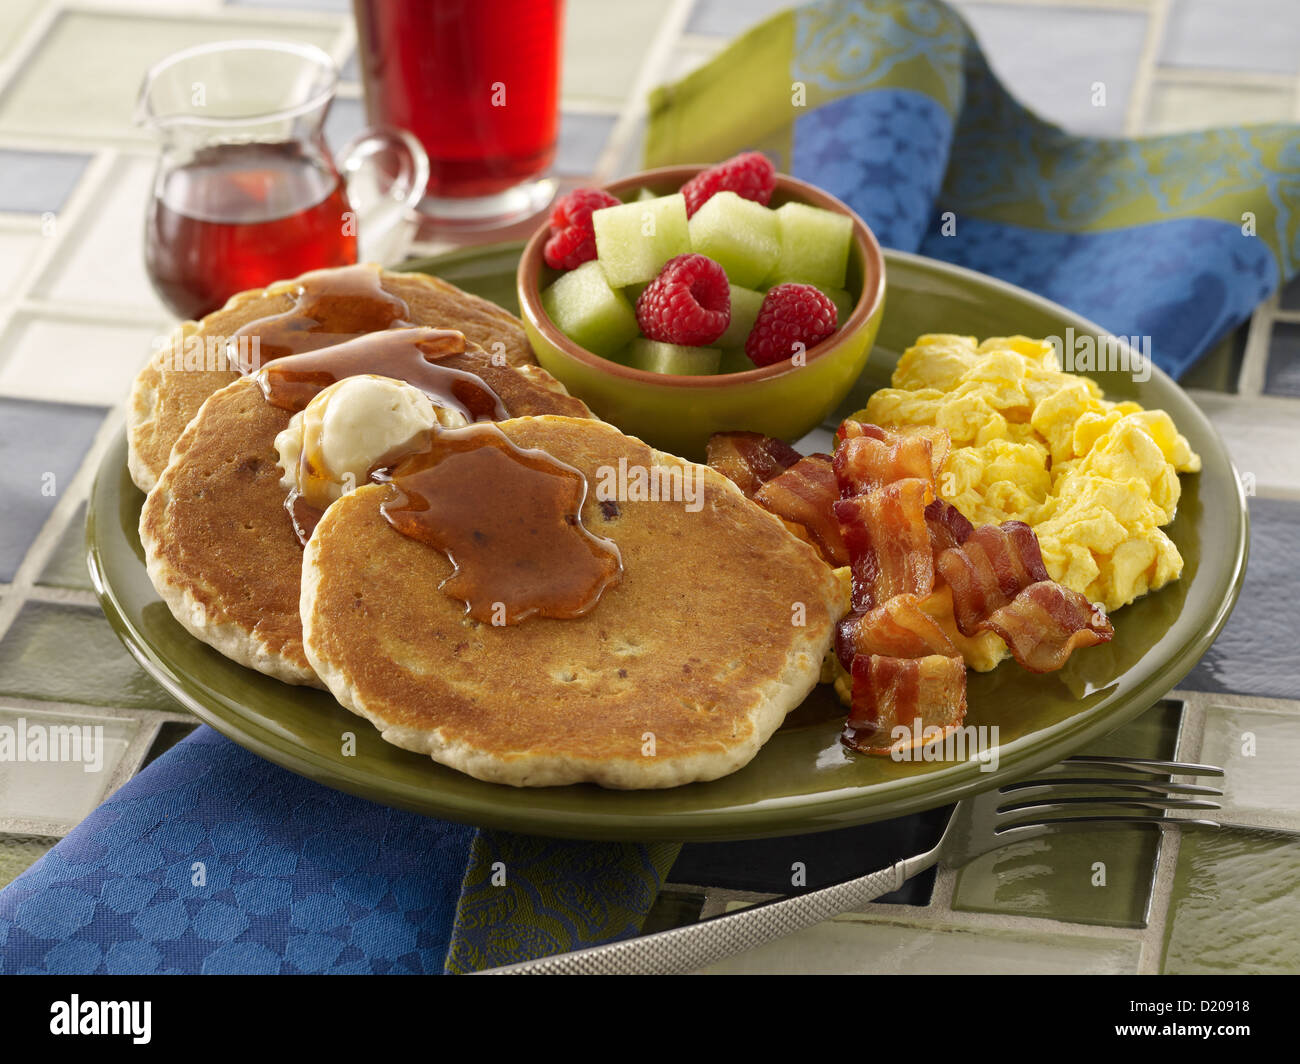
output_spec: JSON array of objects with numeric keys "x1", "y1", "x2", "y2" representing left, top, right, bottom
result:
[
  {"x1": 255, "y1": 328, "x2": 506, "y2": 421},
  {"x1": 241, "y1": 269, "x2": 619, "y2": 624},
  {"x1": 229, "y1": 264, "x2": 413, "y2": 372},
  {"x1": 378, "y1": 424, "x2": 623, "y2": 624}
]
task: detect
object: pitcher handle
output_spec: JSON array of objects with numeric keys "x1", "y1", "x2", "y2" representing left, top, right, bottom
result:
[{"x1": 336, "y1": 125, "x2": 429, "y2": 265}]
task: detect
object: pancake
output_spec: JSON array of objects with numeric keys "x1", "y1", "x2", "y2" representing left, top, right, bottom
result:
[
  {"x1": 128, "y1": 265, "x2": 533, "y2": 492},
  {"x1": 300, "y1": 416, "x2": 841, "y2": 788},
  {"x1": 140, "y1": 350, "x2": 590, "y2": 686}
]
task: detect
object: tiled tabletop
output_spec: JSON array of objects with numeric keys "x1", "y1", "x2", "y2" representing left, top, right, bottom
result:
[{"x1": 0, "y1": 0, "x2": 1297, "y2": 975}]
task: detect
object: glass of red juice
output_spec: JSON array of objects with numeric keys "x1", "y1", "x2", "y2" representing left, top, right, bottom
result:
[
  {"x1": 352, "y1": 0, "x2": 563, "y2": 228},
  {"x1": 137, "y1": 40, "x2": 429, "y2": 320}
]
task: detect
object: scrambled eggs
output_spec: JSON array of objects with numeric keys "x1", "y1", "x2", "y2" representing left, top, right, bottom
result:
[{"x1": 859, "y1": 334, "x2": 1201, "y2": 616}]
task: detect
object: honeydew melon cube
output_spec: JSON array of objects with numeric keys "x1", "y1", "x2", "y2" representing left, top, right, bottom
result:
[
  {"x1": 769, "y1": 202, "x2": 853, "y2": 289},
  {"x1": 633, "y1": 187, "x2": 656, "y2": 202},
  {"x1": 716, "y1": 284, "x2": 766, "y2": 349},
  {"x1": 686, "y1": 191, "x2": 779, "y2": 288},
  {"x1": 625, "y1": 339, "x2": 721, "y2": 376},
  {"x1": 821, "y1": 286, "x2": 855, "y2": 323},
  {"x1": 718, "y1": 347, "x2": 756, "y2": 374},
  {"x1": 541, "y1": 260, "x2": 639, "y2": 356},
  {"x1": 592, "y1": 193, "x2": 691, "y2": 287}
]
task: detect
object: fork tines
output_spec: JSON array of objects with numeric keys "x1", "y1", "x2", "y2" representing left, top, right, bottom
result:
[
  {"x1": 1058, "y1": 755, "x2": 1224, "y2": 777},
  {"x1": 988, "y1": 755, "x2": 1224, "y2": 837}
]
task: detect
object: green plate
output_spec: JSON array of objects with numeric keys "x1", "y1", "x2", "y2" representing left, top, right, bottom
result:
[{"x1": 87, "y1": 245, "x2": 1248, "y2": 842}]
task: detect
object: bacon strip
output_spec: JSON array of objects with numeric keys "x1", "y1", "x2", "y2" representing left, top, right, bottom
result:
[
  {"x1": 705, "y1": 432, "x2": 846, "y2": 564},
  {"x1": 833, "y1": 428, "x2": 934, "y2": 496},
  {"x1": 830, "y1": 419, "x2": 1118, "y2": 757},
  {"x1": 924, "y1": 498, "x2": 973, "y2": 554},
  {"x1": 978, "y1": 581, "x2": 1113, "y2": 673},
  {"x1": 843, "y1": 654, "x2": 967, "y2": 754},
  {"x1": 936, "y1": 521, "x2": 1050, "y2": 636},
  {"x1": 833, "y1": 478, "x2": 934, "y2": 609},
  {"x1": 753, "y1": 455, "x2": 847, "y2": 566},
  {"x1": 836, "y1": 594, "x2": 957, "y2": 668},
  {"x1": 705, "y1": 431, "x2": 801, "y2": 498},
  {"x1": 835, "y1": 420, "x2": 950, "y2": 482}
]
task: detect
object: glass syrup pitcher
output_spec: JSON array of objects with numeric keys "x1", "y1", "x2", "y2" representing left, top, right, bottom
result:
[{"x1": 136, "y1": 39, "x2": 428, "y2": 320}]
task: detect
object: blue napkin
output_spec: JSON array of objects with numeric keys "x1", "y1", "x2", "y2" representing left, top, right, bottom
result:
[
  {"x1": 0, "y1": 728, "x2": 673, "y2": 973},
  {"x1": 0, "y1": 729, "x2": 473, "y2": 973}
]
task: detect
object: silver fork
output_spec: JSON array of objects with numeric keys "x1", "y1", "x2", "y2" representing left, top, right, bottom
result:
[{"x1": 476, "y1": 755, "x2": 1223, "y2": 975}]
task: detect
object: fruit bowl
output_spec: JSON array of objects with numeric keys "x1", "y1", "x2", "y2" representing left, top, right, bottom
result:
[{"x1": 516, "y1": 165, "x2": 886, "y2": 459}]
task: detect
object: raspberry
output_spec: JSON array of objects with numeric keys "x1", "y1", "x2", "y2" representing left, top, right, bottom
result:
[
  {"x1": 681, "y1": 152, "x2": 776, "y2": 218},
  {"x1": 544, "y1": 187, "x2": 620, "y2": 270},
  {"x1": 635, "y1": 254, "x2": 731, "y2": 346},
  {"x1": 745, "y1": 284, "x2": 838, "y2": 367}
]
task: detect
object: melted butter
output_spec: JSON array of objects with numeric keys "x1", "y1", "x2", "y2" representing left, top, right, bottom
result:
[
  {"x1": 292, "y1": 396, "x2": 349, "y2": 528},
  {"x1": 263, "y1": 329, "x2": 509, "y2": 549},
  {"x1": 246, "y1": 269, "x2": 620, "y2": 625}
]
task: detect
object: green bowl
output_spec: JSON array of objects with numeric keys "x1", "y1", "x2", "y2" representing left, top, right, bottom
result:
[{"x1": 516, "y1": 165, "x2": 886, "y2": 459}]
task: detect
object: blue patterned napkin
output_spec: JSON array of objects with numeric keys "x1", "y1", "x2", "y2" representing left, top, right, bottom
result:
[{"x1": 0, "y1": 728, "x2": 674, "y2": 973}]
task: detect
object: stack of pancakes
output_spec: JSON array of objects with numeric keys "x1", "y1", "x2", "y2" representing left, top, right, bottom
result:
[{"x1": 130, "y1": 265, "x2": 840, "y2": 788}]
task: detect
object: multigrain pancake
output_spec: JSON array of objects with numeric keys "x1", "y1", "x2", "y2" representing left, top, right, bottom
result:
[
  {"x1": 140, "y1": 342, "x2": 590, "y2": 687},
  {"x1": 127, "y1": 264, "x2": 534, "y2": 492},
  {"x1": 300, "y1": 416, "x2": 842, "y2": 788}
]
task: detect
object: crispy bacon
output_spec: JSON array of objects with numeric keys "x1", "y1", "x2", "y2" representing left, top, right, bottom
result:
[
  {"x1": 705, "y1": 432, "x2": 845, "y2": 564},
  {"x1": 836, "y1": 594, "x2": 957, "y2": 668},
  {"x1": 835, "y1": 420, "x2": 950, "y2": 482},
  {"x1": 843, "y1": 653, "x2": 967, "y2": 754},
  {"x1": 833, "y1": 478, "x2": 934, "y2": 609},
  {"x1": 924, "y1": 498, "x2": 973, "y2": 554},
  {"x1": 978, "y1": 581, "x2": 1113, "y2": 673},
  {"x1": 833, "y1": 427, "x2": 934, "y2": 496},
  {"x1": 752, "y1": 454, "x2": 847, "y2": 566},
  {"x1": 705, "y1": 431, "x2": 801, "y2": 498},
  {"x1": 824, "y1": 418, "x2": 1114, "y2": 757},
  {"x1": 936, "y1": 521, "x2": 1050, "y2": 636}
]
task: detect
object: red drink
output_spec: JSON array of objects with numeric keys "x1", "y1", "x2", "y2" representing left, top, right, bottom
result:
[
  {"x1": 145, "y1": 141, "x2": 358, "y2": 320},
  {"x1": 353, "y1": 0, "x2": 563, "y2": 200}
]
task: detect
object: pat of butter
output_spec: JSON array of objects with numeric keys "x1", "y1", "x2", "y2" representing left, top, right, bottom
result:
[{"x1": 275, "y1": 374, "x2": 468, "y2": 509}]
